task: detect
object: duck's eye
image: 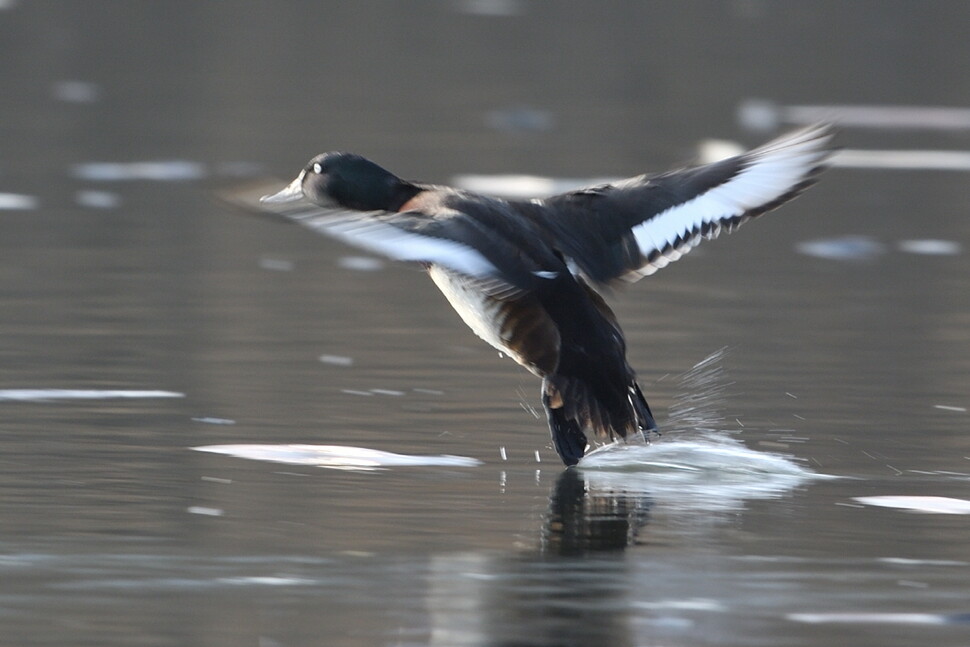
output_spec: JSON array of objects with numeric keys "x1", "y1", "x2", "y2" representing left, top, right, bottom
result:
[{"x1": 311, "y1": 162, "x2": 323, "y2": 174}]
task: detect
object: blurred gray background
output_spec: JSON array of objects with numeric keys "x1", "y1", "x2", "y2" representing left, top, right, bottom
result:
[{"x1": 1, "y1": 2, "x2": 970, "y2": 646}]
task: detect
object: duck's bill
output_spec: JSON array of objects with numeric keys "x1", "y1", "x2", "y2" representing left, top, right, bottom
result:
[{"x1": 260, "y1": 173, "x2": 305, "y2": 204}]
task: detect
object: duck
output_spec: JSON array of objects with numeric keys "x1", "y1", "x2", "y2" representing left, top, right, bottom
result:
[{"x1": 257, "y1": 125, "x2": 833, "y2": 466}]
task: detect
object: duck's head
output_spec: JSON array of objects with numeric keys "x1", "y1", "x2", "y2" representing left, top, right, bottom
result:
[{"x1": 261, "y1": 152, "x2": 412, "y2": 212}]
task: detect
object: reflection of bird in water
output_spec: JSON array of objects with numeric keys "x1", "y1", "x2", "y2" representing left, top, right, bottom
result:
[
  {"x1": 250, "y1": 126, "x2": 833, "y2": 465},
  {"x1": 542, "y1": 468, "x2": 653, "y2": 555}
]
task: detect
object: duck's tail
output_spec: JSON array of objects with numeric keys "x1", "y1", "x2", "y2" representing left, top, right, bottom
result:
[{"x1": 541, "y1": 373, "x2": 659, "y2": 466}]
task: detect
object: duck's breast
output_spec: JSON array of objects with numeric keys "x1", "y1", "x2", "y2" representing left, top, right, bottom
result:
[{"x1": 427, "y1": 265, "x2": 559, "y2": 376}]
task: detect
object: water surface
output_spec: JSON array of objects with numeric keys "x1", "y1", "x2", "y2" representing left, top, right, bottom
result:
[{"x1": 2, "y1": 2, "x2": 970, "y2": 646}]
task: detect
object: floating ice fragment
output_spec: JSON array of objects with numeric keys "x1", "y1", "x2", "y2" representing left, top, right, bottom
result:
[
  {"x1": 258, "y1": 258, "x2": 295, "y2": 271},
  {"x1": 697, "y1": 139, "x2": 746, "y2": 164},
  {"x1": 795, "y1": 235, "x2": 886, "y2": 261},
  {"x1": 933, "y1": 404, "x2": 967, "y2": 412},
  {"x1": 853, "y1": 495, "x2": 970, "y2": 514},
  {"x1": 0, "y1": 193, "x2": 38, "y2": 210},
  {"x1": 319, "y1": 354, "x2": 353, "y2": 367},
  {"x1": 218, "y1": 576, "x2": 315, "y2": 586},
  {"x1": 51, "y1": 80, "x2": 99, "y2": 103},
  {"x1": 191, "y1": 417, "x2": 237, "y2": 425},
  {"x1": 485, "y1": 107, "x2": 554, "y2": 132},
  {"x1": 834, "y1": 149, "x2": 970, "y2": 170},
  {"x1": 75, "y1": 190, "x2": 120, "y2": 208},
  {"x1": 739, "y1": 99, "x2": 970, "y2": 132},
  {"x1": 640, "y1": 598, "x2": 727, "y2": 612},
  {"x1": 897, "y1": 239, "x2": 961, "y2": 255},
  {"x1": 337, "y1": 255, "x2": 385, "y2": 271},
  {"x1": 878, "y1": 557, "x2": 969, "y2": 566},
  {"x1": 72, "y1": 160, "x2": 207, "y2": 181},
  {"x1": 453, "y1": 0, "x2": 524, "y2": 16},
  {"x1": 0, "y1": 389, "x2": 184, "y2": 402},
  {"x1": 452, "y1": 175, "x2": 619, "y2": 200},
  {"x1": 454, "y1": 175, "x2": 556, "y2": 198},
  {"x1": 737, "y1": 99, "x2": 781, "y2": 131},
  {"x1": 201, "y1": 476, "x2": 232, "y2": 484},
  {"x1": 787, "y1": 612, "x2": 962, "y2": 625},
  {"x1": 187, "y1": 506, "x2": 223, "y2": 516},
  {"x1": 192, "y1": 444, "x2": 482, "y2": 469},
  {"x1": 214, "y1": 161, "x2": 265, "y2": 178}
]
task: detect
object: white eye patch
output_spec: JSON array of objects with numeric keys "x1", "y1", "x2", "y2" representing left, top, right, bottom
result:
[{"x1": 312, "y1": 162, "x2": 323, "y2": 174}]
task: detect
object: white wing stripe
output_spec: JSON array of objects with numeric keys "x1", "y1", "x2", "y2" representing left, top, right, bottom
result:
[{"x1": 630, "y1": 128, "x2": 830, "y2": 259}]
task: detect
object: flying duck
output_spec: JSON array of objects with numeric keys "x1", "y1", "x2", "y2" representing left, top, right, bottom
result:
[{"x1": 256, "y1": 125, "x2": 833, "y2": 466}]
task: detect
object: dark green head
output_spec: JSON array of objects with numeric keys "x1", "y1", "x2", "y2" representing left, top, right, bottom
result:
[{"x1": 261, "y1": 152, "x2": 417, "y2": 212}]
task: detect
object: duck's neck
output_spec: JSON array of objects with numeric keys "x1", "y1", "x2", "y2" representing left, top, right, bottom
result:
[{"x1": 387, "y1": 181, "x2": 423, "y2": 212}]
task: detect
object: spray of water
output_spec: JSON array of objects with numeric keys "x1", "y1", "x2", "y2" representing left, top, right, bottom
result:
[
  {"x1": 577, "y1": 349, "x2": 829, "y2": 509},
  {"x1": 664, "y1": 346, "x2": 734, "y2": 435}
]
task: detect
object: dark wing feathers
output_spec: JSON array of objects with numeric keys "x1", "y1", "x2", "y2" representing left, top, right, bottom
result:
[{"x1": 534, "y1": 124, "x2": 834, "y2": 284}]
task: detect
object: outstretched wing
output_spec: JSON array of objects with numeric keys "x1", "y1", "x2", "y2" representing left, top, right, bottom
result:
[
  {"x1": 536, "y1": 125, "x2": 834, "y2": 284},
  {"x1": 220, "y1": 182, "x2": 535, "y2": 298}
]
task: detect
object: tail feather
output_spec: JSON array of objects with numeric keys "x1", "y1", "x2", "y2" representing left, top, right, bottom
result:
[
  {"x1": 630, "y1": 381, "x2": 659, "y2": 434},
  {"x1": 542, "y1": 374, "x2": 659, "y2": 465},
  {"x1": 543, "y1": 390, "x2": 588, "y2": 467}
]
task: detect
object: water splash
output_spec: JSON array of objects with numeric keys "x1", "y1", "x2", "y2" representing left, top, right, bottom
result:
[
  {"x1": 575, "y1": 349, "x2": 827, "y2": 511},
  {"x1": 664, "y1": 347, "x2": 733, "y2": 434},
  {"x1": 577, "y1": 437, "x2": 822, "y2": 512}
]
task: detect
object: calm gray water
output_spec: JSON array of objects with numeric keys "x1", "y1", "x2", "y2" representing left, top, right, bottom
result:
[{"x1": 2, "y1": 2, "x2": 970, "y2": 646}]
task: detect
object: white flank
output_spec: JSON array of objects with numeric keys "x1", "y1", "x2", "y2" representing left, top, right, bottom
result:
[
  {"x1": 630, "y1": 126, "x2": 831, "y2": 273},
  {"x1": 429, "y1": 266, "x2": 513, "y2": 356}
]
